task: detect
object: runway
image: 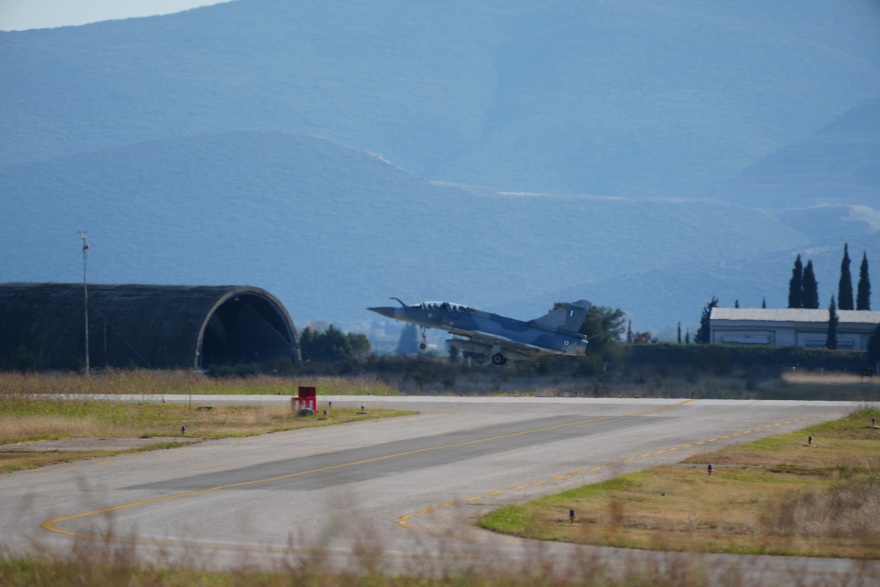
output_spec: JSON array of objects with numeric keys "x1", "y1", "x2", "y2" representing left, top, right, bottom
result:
[{"x1": 1, "y1": 396, "x2": 876, "y2": 584}]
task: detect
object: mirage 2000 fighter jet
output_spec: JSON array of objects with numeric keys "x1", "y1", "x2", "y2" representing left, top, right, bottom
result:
[{"x1": 368, "y1": 298, "x2": 591, "y2": 365}]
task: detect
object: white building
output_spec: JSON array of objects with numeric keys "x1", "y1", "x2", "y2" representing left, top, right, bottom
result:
[{"x1": 710, "y1": 308, "x2": 880, "y2": 351}]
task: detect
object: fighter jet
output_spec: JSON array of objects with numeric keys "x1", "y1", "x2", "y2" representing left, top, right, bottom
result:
[{"x1": 368, "y1": 298, "x2": 591, "y2": 365}]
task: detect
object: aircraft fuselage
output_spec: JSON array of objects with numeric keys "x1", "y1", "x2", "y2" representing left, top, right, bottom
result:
[{"x1": 368, "y1": 300, "x2": 590, "y2": 365}]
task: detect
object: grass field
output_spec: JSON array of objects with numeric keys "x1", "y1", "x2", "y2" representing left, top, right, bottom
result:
[
  {"x1": 0, "y1": 369, "x2": 407, "y2": 474},
  {"x1": 1, "y1": 372, "x2": 879, "y2": 584},
  {"x1": 479, "y1": 408, "x2": 880, "y2": 559},
  {"x1": 0, "y1": 370, "x2": 399, "y2": 396}
]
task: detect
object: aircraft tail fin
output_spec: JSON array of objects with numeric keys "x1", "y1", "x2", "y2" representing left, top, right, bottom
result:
[{"x1": 529, "y1": 300, "x2": 592, "y2": 334}]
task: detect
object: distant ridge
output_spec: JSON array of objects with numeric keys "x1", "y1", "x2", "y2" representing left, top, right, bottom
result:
[
  {"x1": 2, "y1": 0, "x2": 879, "y2": 199},
  {"x1": 2, "y1": 1, "x2": 880, "y2": 334},
  {"x1": 714, "y1": 97, "x2": 880, "y2": 209},
  {"x1": 4, "y1": 130, "x2": 863, "y2": 333}
]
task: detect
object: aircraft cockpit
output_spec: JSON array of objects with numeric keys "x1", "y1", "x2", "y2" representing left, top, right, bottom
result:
[{"x1": 419, "y1": 301, "x2": 471, "y2": 313}]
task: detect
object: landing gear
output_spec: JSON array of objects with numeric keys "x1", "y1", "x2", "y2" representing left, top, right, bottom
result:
[
  {"x1": 419, "y1": 326, "x2": 428, "y2": 351},
  {"x1": 491, "y1": 352, "x2": 507, "y2": 366}
]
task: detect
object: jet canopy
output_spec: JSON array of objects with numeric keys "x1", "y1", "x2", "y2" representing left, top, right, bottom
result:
[{"x1": 418, "y1": 301, "x2": 472, "y2": 313}]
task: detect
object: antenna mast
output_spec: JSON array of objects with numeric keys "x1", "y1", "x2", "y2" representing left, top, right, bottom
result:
[{"x1": 80, "y1": 231, "x2": 90, "y2": 375}]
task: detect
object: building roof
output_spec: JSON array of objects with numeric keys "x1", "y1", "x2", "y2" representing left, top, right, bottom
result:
[{"x1": 711, "y1": 307, "x2": 880, "y2": 325}]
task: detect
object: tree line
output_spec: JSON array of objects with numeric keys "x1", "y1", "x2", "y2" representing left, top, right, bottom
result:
[
  {"x1": 693, "y1": 244, "x2": 877, "y2": 351},
  {"x1": 788, "y1": 244, "x2": 871, "y2": 310},
  {"x1": 282, "y1": 244, "x2": 880, "y2": 367}
]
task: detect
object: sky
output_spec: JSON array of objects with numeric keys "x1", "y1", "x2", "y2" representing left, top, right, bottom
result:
[{"x1": 0, "y1": 0, "x2": 231, "y2": 31}]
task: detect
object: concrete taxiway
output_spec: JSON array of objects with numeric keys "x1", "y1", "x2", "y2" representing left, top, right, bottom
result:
[{"x1": 1, "y1": 396, "x2": 876, "y2": 584}]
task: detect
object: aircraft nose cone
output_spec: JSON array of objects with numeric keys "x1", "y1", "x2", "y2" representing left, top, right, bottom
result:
[{"x1": 368, "y1": 306, "x2": 397, "y2": 319}]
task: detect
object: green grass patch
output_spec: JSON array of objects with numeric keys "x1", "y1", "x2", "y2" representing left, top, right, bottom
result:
[{"x1": 479, "y1": 408, "x2": 880, "y2": 558}]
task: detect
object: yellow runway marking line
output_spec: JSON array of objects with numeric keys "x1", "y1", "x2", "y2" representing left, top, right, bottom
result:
[
  {"x1": 639, "y1": 453, "x2": 651, "y2": 458},
  {"x1": 97, "y1": 461, "x2": 112, "y2": 466},
  {"x1": 396, "y1": 399, "x2": 705, "y2": 540},
  {"x1": 43, "y1": 399, "x2": 699, "y2": 545},
  {"x1": 401, "y1": 402, "x2": 783, "y2": 542},
  {"x1": 439, "y1": 502, "x2": 454, "y2": 507},
  {"x1": 63, "y1": 466, "x2": 80, "y2": 471}
]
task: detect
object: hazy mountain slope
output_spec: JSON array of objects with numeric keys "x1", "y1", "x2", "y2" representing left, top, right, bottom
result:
[
  {"x1": 2, "y1": 0, "x2": 879, "y2": 199},
  {"x1": 3, "y1": 1, "x2": 878, "y2": 336},
  {"x1": 713, "y1": 97, "x2": 880, "y2": 208},
  {"x1": 528, "y1": 207, "x2": 880, "y2": 337},
  {"x1": 0, "y1": 0, "x2": 500, "y2": 170},
  {"x1": 435, "y1": 1, "x2": 880, "y2": 197},
  {"x1": 1, "y1": 131, "x2": 818, "y2": 330}
]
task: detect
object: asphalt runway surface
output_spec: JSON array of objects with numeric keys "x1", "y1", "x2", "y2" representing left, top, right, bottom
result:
[{"x1": 1, "y1": 395, "x2": 878, "y2": 585}]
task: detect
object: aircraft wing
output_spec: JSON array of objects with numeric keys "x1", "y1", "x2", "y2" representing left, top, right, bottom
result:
[{"x1": 454, "y1": 330, "x2": 547, "y2": 356}]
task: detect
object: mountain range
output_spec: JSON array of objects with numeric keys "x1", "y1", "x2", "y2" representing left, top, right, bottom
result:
[{"x1": 2, "y1": 0, "x2": 879, "y2": 341}]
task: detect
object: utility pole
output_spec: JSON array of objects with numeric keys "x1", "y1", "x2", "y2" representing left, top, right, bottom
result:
[{"x1": 80, "y1": 231, "x2": 90, "y2": 375}]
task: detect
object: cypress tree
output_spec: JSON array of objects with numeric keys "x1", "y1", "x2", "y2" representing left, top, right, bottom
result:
[
  {"x1": 868, "y1": 323, "x2": 880, "y2": 366},
  {"x1": 826, "y1": 295, "x2": 838, "y2": 350},
  {"x1": 677, "y1": 321, "x2": 682, "y2": 344},
  {"x1": 857, "y1": 251, "x2": 871, "y2": 310},
  {"x1": 695, "y1": 296, "x2": 719, "y2": 344},
  {"x1": 802, "y1": 261, "x2": 819, "y2": 309},
  {"x1": 838, "y1": 244, "x2": 854, "y2": 310},
  {"x1": 299, "y1": 327, "x2": 313, "y2": 360},
  {"x1": 761, "y1": 297, "x2": 767, "y2": 309},
  {"x1": 788, "y1": 255, "x2": 803, "y2": 308}
]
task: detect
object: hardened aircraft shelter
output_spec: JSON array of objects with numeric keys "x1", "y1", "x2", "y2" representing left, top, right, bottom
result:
[{"x1": 0, "y1": 283, "x2": 299, "y2": 370}]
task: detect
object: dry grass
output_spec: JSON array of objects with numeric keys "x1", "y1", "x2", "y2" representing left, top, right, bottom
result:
[
  {"x1": 0, "y1": 370, "x2": 399, "y2": 396},
  {"x1": 0, "y1": 414, "x2": 102, "y2": 441},
  {"x1": 0, "y1": 370, "x2": 408, "y2": 472},
  {"x1": 481, "y1": 408, "x2": 880, "y2": 559},
  {"x1": 782, "y1": 371, "x2": 880, "y2": 385},
  {"x1": 0, "y1": 518, "x2": 775, "y2": 587},
  {"x1": 0, "y1": 395, "x2": 414, "y2": 472}
]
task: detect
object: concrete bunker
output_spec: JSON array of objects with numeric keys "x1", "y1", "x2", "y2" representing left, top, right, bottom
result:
[{"x1": 0, "y1": 283, "x2": 300, "y2": 370}]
